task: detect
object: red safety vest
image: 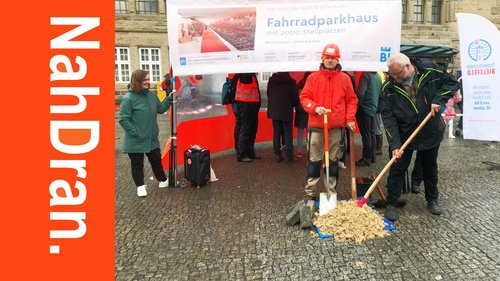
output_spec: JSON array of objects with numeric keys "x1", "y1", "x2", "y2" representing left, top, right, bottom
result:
[{"x1": 235, "y1": 76, "x2": 260, "y2": 102}]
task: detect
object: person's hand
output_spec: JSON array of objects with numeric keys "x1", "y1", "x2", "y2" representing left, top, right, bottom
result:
[
  {"x1": 346, "y1": 121, "x2": 356, "y2": 132},
  {"x1": 391, "y1": 148, "x2": 404, "y2": 162},
  {"x1": 430, "y1": 104, "x2": 442, "y2": 117},
  {"x1": 315, "y1": 106, "x2": 327, "y2": 115},
  {"x1": 165, "y1": 93, "x2": 174, "y2": 103}
]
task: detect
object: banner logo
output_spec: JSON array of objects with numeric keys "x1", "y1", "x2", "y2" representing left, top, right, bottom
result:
[
  {"x1": 468, "y1": 39, "x2": 492, "y2": 62},
  {"x1": 380, "y1": 46, "x2": 391, "y2": 62}
]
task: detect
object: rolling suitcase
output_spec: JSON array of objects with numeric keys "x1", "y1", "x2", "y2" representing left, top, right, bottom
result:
[{"x1": 184, "y1": 146, "x2": 210, "y2": 187}]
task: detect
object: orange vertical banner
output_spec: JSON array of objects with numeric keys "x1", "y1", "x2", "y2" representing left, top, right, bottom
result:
[{"x1": 1, "y1": 1, "x2": 115, "y2": 280}]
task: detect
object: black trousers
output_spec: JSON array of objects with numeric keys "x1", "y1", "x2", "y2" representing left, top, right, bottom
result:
[
  {"x1": 411, "y1": 152, "x2": 423, "y2": 186},
  {"x1": 128, "y1": 147, "x2": 167, "y2": 186},
  {"x1": 456, "y1": 101, "x2": 463, "y2": 130},
  {"x1": 272, "y1": 120, "x2": 293, "y2": 160},
  {"x1": 236, "y1": 101, "x2": 260, "y2": 159},
  {"x1": 387, "y1": 144, "x2": 440, "y2": 204},
  {"x1": 356, "y1": 110, "x2": 376, "y2": 162},
  {"x1": 233, "y1": 109, "x2": 240, "y2": 154}
]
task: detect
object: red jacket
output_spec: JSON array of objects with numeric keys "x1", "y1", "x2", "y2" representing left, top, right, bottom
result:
[{"x1": 300, "y1": 67, "x2": 358, "y2": 129}]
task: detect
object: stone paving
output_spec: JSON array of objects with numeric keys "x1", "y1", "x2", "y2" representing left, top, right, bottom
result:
[{"x1": 115, "y1": 115, "x2": 500, "y2": 280}]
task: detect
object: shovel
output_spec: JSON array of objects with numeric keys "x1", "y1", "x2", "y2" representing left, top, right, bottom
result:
[
  {"x1": 357, "y1": 111, "x2": 434, "y2": 207},
  {"x1": 319, "y1": 110, "x2": 336, "y2": 216},
  {"x1": 349, "y1": 129, "x2": 357, "y2": 200}
]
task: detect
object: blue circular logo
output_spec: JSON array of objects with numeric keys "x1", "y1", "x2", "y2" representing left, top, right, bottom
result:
[{"x1": 468, "y1": 39, "x2": 492, "y2": 62}]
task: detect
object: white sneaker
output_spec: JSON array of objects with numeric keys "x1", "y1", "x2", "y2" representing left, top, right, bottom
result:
[
  {"x1": 159, "y1": 179, "x2": 168, "y2": 188},
  {"x1": 137, "y1": 185, "x2": 147, "y2": 197}
]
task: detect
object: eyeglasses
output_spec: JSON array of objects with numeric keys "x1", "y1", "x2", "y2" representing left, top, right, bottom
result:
[{"x1": 388, "y1": 65, "x2": 406, "y2": 77}]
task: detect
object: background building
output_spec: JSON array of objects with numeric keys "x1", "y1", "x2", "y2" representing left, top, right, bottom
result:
[
  {"x1": 115, "y1": 0, "x2": 169, "y2": 100},
  {"x1": 115, "y1": 0, "x2": 500, "y2": 99}
]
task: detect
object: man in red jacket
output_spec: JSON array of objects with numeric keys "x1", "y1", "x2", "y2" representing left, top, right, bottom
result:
[{"x1": 299, "y1": 44, "x2": 358, "y2": 218}]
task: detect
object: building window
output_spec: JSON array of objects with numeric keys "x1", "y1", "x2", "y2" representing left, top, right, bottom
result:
[
  {"x1": 136, "y1": 0, "x2": 158, "y2": 15},
  {"x1": 115, "y1": 0, "x2": 127, "y2": 14},
  {"x1": 115, "y1": 47, "x2": 130, "y2": 83},
  {"x1": 414, "y1": 0, "x2": 424, "y2": 24},
  {"x1": 402, "y1": 0, "x2": 407, "y2": 24},
  {"x1": 139, "y1": 48, "x2": 162, "y2": 82},
  {"x1": 432, "y1": 0, "x2": 443, "y2": 24}
]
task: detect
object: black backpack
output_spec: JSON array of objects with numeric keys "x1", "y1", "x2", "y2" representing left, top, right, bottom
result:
[{"x1": 221, "y1": 77, "x2": 234, "y2": 105}]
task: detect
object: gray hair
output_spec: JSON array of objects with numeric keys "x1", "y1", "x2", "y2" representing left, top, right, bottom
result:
[{"x1": 387, "y1": 53, "x2": 410, "y2": 67}]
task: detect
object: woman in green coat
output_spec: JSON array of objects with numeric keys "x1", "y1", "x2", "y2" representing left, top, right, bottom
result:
[{"x1": 119, "y1": 69, "x2": 172, "y2": 197}]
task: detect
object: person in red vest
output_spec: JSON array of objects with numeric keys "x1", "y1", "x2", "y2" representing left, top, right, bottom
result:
[
  {"x1": 233, "y1": 73, "x2": 261, "y2": 162},
  {"x1": 299, "y1": 43, "x2": 358, "y2": 210}
]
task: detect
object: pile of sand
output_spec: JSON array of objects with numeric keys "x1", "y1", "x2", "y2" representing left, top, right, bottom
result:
[{"x1": 313, "y1": 201, "x2": 389, "y2": 243}]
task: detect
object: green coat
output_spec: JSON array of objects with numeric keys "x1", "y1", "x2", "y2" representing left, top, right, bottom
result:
[
  {"x1": 119, "y1": 89, "x2": 171, "y2": 153},
  {"x1": 356, "y1": 72, "x2": 382, "y2": 117}
]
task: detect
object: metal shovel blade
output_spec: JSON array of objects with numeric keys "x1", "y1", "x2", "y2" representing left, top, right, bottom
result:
[
  {"x1": 319, "y1": 111, "x2": 336, "y2": 216},
  {"x1": 319, "y1": 191, "x2": 337, "y2": 216}
]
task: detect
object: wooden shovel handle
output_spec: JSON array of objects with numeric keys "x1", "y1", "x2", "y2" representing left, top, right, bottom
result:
[
  {"x1": 349, "y1": 129, "x2": 356, "y2": 200},
  {"x1": 323, "y1": 114, "x2": 329, "y2": 154},
  {"x1": 323, "y1": 109, "x2": 331, "y2": 154},
  {"x1": 358, "y1": 111, "x2": 434, "y2": 206},
  {"x1": 323, "y1": 109, "x2": 331, "y2": 196}
]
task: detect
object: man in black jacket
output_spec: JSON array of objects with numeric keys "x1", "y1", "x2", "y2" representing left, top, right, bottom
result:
[{"x1": 381, "y1": 53, "x2": 459, "y2": 221}]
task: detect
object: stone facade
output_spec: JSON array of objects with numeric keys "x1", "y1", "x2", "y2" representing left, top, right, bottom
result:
[
  {"x1": 115, "y1": 0, "x2": 500, "y2": 99},
  {"x1": 401, "y1": 0, "x2": 500, "y2": 72},
  {"x1": 115, "y1": 0, "x2": 169, "y2": 99}
]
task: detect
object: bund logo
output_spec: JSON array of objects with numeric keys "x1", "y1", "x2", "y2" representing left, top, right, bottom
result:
[{"x1": 468, "y1": 39, "x2": 492, "y2": 62}]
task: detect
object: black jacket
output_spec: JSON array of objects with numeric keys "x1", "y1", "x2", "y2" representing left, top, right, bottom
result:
[
  {"x1": 294, "y1": 73, "x2": 311, "y2": 128},
  {"x1": 267, "y1": 72, "x2": 298, "y2": 122},
  {"x1": 381, "y1": 59, "x2": 460, "y2": 152}
]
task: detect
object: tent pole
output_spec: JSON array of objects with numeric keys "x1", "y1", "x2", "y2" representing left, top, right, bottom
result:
[{"x1": 168, "y1": 77, "x2": 177, "y2": 187}]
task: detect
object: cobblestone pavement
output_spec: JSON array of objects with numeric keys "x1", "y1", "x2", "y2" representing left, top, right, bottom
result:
[{"x1": 115, "y1": 115, "x2": 500, "y2": 280}]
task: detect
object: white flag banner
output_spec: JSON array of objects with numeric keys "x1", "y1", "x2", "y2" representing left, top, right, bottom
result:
[
  {"x1": 166, "y1": 0, "x2": 401, "y2": 76},
  {"x1": 457, "y1": 13, "x2": 500, "y2": 141}
]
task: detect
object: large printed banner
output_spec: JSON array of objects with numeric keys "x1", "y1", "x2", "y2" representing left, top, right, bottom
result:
[
  {"x1": 457, "y1": 13, "x2": 500, "y2": 141},
  {"x1": 167, "y1": 0, "x2": 401, "y2": 75}
]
